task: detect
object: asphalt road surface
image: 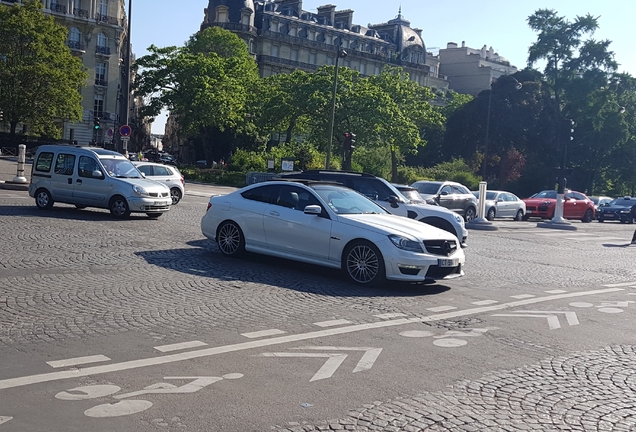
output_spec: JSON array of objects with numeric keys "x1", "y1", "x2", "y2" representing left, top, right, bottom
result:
[{"x1": 1, "y1": 179, "x2": 636, "y2": 432}]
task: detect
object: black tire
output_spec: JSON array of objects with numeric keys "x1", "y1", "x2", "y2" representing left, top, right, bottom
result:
[
  {"x1": 146, "y1": 213, "x2": 163, "y2": 218},
  {"x1": 629, "y1": 216, "x2": 634, "y2": 225},
  {"x1": 464, "y1": 207, "x2": 476, "y2": 222},
  {"x1": 522, "y1": 214, "x2": 530, "y2": 221},
  {"x1": 75, "y1": 205, "x2": 87, "y2": 209},
  {"x1": 598, "y1": 218, "x2": 604, "y2": 223},
  {"x1": 35, "y1": 188, "x2": 54, "y2": 210},
  {"x1": 109, "y1": 196, "x2": 131, "y2": 218},
  {"x1": 216, "y1": 221, "x2": 245, "y2": 257},
  {"x1": 486, "y1": 207, "x2": 496, "y2": 221},
  {"x1": 170, "y1": 188, "x2": 182, "y2": 205},
  {"x1": 343, "y1": 240, "x2": 385, "y2": 286},
  {"x1": 514, "y1": 209, "x2": 524, "y2": 221},
  {"x1": 419, "y1": 217, "x2": 456, "y2": 237},
  {"x1": 581, "y1": 209, "x2": 594, "y2": 223}
]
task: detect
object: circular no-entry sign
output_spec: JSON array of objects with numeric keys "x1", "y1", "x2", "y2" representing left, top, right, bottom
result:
[{"x1": 119, "y1": 125, "x2": 132, "y2": 137}]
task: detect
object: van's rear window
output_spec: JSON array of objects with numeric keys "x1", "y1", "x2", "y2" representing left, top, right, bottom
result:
[{"x1": 35, "y1": 152, "x2": 54, "y2": 172}]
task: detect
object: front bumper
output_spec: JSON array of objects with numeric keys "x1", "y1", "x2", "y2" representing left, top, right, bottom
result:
[
  {"x1": 382, "y1": 245, "x2": 465, "y2": 282},
  {"x1": 127, "y1": 196, "x2": 171, "y2": 213}
]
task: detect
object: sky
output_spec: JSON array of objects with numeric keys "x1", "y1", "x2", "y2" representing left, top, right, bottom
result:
[{"x1": 130, "y1": 0, "x2": 635, "y2": 134}]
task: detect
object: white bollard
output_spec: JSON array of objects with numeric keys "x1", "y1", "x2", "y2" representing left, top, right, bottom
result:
[
  {"x1": 478, "y1": 181, "x2": 487, "y2": 219},
  {"x1": 12, "y1": 144, "x2": 28, "y2": 183}
]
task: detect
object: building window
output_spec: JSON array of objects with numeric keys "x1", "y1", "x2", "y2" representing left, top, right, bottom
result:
[
  {"x1": 216, "y1": 7, "x2": 228, "y2": 23},
  {"x1": 241, "y1": 12, "x2": 250, "y2": 26},
  {"x1": 291, "y1": 49, "x2": 298, "y2": 62},
  {"x1": 98, "y1": 0, "x2": 108, "y2": 16},
  {"x1": 327, "y1": 56, "x2": 333, "y2": 65},
  {"x1": 94, "y1": 94, "x2": 104, "y2": 118},
  {"x1": 271, "y1": 45, "x2": 279, "y2": 57},
  {"x1": 374, "y1": 66, "x2": 380, "y2": 75},
  {"x1": 95, "y1": 62, "x2": 107, "y2": 85},
  {"x1": 73, "y1": 0, "x2": 81, "y2": 13},
  {"x1": 69, "y1": 27, "x2": 81, "y2": 43},
  {"x1": 360, "y1": 63, "x2": 366, "y2": 75},
  {"x1": 309, "y1": 53, "x2": 316, "y2": 65},
  {"x1": 97, "y1": 33, "x2": 107, "y2": 48}
]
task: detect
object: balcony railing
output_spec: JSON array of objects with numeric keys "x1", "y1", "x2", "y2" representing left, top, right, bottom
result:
[
  {"x1": 68, "y1": 41, "x2": 85, "y2": 51},
  {"x1": 96, "y1": 13, "x2": 122, "y2": 26},
  {"x1": 73, "y1": 8, "x2": 90, "y2": 19},
  {"x1": 257, "y1": 55, "x2": 318, "y2": 71},
  {"x1": 95, "y1": 46, "x2": 111, "y2": 55},
  {"x1": 50, "y1": 3, "x2": 67, "y2": 13},
  {"x1": 95, "y1": 78, "x2": 108, "y2": 87}
]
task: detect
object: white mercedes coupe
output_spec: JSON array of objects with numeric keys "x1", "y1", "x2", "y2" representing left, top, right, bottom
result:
[{"x1": 201, "y1": 180, "x2": 465, "y2": 286}]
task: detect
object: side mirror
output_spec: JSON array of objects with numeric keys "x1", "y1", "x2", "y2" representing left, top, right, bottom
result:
[
  {"x1": 388, "y1": 195, "x2": 400, "y2": 208},
  {"x1": 92, "y1": 170, "x2": 104, "y2": 179},
  {"x1": 439, "y1": 191, "x2": 449, "y2": 196},
  {"x1": 304, "y1": 205, "x2": 322, "y2": 215},
  {"x1": 141, "y1": 172, "x2": 146, "y2": 178}
]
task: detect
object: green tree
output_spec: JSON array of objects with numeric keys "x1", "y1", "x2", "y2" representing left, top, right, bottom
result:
[
  {"x1": 135, "y1": 27, "x2": 260, "y2": 164},
  {"x1": 0, "y1": 0, "x2": 86, "y2": 142}
]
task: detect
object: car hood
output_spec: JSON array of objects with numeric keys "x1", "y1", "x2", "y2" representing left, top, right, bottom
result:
[
  {"x1": 339, "y1": 213, "x2": 456, "y2": 241},
  {"x1": 117, "y1": 177, "x2": 170, "y2": 193},
  {"x1": 523, "y1": 197, "x2": 556, "y2": 205},
  {"x1": 599, "y1": 205, "x2": 632, "y2": 211}
]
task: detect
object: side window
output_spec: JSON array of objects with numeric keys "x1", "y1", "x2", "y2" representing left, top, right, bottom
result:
[
  {"x1": 369, "y1": 180, "x2": 396, "y2": 202},
  {"x1": 78, "y1": 156, "x2": 100, "y2": 178},
  {"x1": 452, "y1": 185, "x2": 466, "y2": 195},
  {"x1": 571, "y1": 192, "x2": 586, "y2": 200},
  {"x1": 274, "y1": 185, "x2": 305, "y2": 210},
  {"x1": 54, "y1": 153, "x2": 76, "y2": 175},
  {"x1": 241, "y1": 185, "x2": 278, "y2": 204},
  {"x1": 137, "y1": 165, "x2": 152, "y2": 176},
  {"x1": 351, "y1": 178, "x2": 379, "y2": 200},
  {"x1": 35, "y1": 152, "x2": 54, "y2": 172},
  {"x1": 440, "y1": 185, "x2": 453, "y2": 195},
  {"x1": 297, "y1": 189, "x2": 320, "y2": 211},
  {"x1": 154, "y1": 166, "x2": 170, "y2": 176}
]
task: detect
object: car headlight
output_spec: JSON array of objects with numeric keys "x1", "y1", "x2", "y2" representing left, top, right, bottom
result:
[
  {"x1": 132, "y1": 184, "x2": 149, "y2": 196},
  {"x1": 620, "y1": 209, "x2": 631, "y2": 214},
  {"x1": 454, "y1": 214, "x2": 464, "y2": 225},
  {"x1": 388, "y1": 235, "x2": 424, "y2": 253}
]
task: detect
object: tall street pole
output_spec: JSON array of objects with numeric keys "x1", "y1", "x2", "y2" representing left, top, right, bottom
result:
[
  {"x1": 325, "y1": 48, "x2": 346, "y2": 170},
  {"x1": 122, "y1": 0, "x2": 132, "y2": 156}
]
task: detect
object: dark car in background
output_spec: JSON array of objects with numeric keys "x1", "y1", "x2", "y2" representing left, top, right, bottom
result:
[
  {"x1": 392, "y1": 184, "x2": 429, "y2": 204},
  {"x1": 410, "y1": 180, "x2": 478, "y2": 222},
  {"x1": 596, "y1": 196, "x2": 636, "y2": 223}
]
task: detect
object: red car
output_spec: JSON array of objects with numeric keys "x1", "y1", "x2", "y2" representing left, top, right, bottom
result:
[{"x1": 522, "y1": 190, "x2": 595, "y2": 222}]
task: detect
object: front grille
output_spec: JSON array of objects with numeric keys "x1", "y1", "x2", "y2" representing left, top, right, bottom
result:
[
  {"x1": 526, "y1": 206, "x2": 537, "y2": 211},
  {"x1": 538, "y1": 205, "x2": 549, "y2": 212},
  {"x1": 426, "y1": 264, "x2": 461, "y2": 279},
  {"x1": 143, "y1": 205, "x2": 170, "y2": 211},
  {"x1": 423, "y1": 240, "x2": 457, "y2": 257},
  {"x1": 149, "y1": 192, "x2": 169, "y2": 198}
]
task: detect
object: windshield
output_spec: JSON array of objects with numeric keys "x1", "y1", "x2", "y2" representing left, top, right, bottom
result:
[
  {"x1": 400, "y1": 189, "x2": 424, "y2": 202},
  {"x1": 100, "y1": 157, "x2": 142, "y2": 179},
  {"x1": 608, "y1": 198, "x2": 635, "y2": 207},
  {"x1": 312, "y1": 185, "x2": 389, "y2": 215},
  {"x1": 413, "y1": 182, "x2": 441, "y2": 195},
  {"x1": 531, "y1": 190, "x2": 557, "y2": 199}
]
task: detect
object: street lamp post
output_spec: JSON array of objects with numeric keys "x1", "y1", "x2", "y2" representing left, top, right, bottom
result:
[
  {"x1": 121, "y1": 0, "x2": 133, "y2": 157},
  {"x1": 325, "y1": 48, "x2": 347, "y2": 170}
]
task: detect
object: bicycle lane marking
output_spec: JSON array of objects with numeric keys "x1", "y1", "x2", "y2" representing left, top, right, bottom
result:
[{"x1": 0, "y1": 287, "x2": 624, "y2": 391}]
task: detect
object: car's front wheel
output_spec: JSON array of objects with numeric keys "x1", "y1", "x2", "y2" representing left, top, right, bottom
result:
[
  {"x1": 217, "y1": 221, "x2": 245, "y2": 257},
  {"x1": 343, "y1": 241, "x2": 385, "y2": 286},
  {"x1": 109, "y1": 196, "x2": 131, "y2": 218},
  {"x1": 486, "y1": 207, "x2": 496, "y2": 221},
  {"x1": 35, "y1": 188, "x2": 54, "y2": 210},
  {"x1": 170, "y1": 188, "x2": 182, "y2": 205},
  {"x1": 581, "y1": 209, "x2": 594, "y2": 223},
  {"x1": 464, "y1": 207, "x2": 476, "y2": 222},
  {"x1": 514, "y1": 210, "x2": 524, "y2": 221}
]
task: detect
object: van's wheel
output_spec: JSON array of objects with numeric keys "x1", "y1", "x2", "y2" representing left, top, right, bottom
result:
[
  {"x1": 109, "y1": 196, "x2": 131, "y2": 218},
  {"x1": 343, "y1": 240, "x2": 385, "y2": 286},
  {"x1": 170, "y1": 188, "x2": 182, "y2": 205},
  {"x1": 146, "y1": 213, "x2": 163, "y2": 218},
  {"x1": 35, "y1": 189, "x2": 54, "y2": 210}
]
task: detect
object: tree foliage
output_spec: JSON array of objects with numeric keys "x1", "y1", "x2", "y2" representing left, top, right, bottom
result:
[{"x1": 0, "y1": 0, "x2": 87, "y2": 139}]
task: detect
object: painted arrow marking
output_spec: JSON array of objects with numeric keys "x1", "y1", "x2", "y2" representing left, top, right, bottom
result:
[
  {"x1": 492, "y1": 311, "x2": 579, "y2": 330},
  {"x1": 0, "y1": 416, "x2": 12, "y2": 426},
  {"x1": 259, "y1": 346, "x2": 382, "y2": 381}
]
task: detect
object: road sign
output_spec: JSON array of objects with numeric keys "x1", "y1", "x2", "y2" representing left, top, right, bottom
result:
[
  {"x1": 119, "y1": 125, "x2": 132, "y2": 137},
  {"x1": 106, "y1": 128, "x2": 114, "y2": 138}
]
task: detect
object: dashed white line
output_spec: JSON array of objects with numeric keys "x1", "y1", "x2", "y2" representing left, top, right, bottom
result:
[
  {"x1": 545, "y1": 290, "x2": 568, "y2": 294},
  {"x1": 471, "y1": 300, "x2": 499, "y2": 306},
  {"x1": 0, "y1": 287, "x2": 624, "y2": 391},
  {"x1": 604, "y1": 281, "x2": 636, "y2": 288},
  {"x1": 313, "y1": 319, "x2": 352, "y2": 327},
  {"x1": 46, "y1": 355, "x2": 111, "y2": 369},
  {"x1": 241, "y1": 329, "x2": 286, "y2": 339},
  {"x1": 374, "y1": 313, "x2": 407, "y2": 319},
  {"x1": 510, "y1": 294, "x2": 535, "y2": 299},
  {"x1": 426, "y1": 306, "x2": 457, "y2": 312},
  {"x1": 154, "y1": 341, "x2": 208, "y2": 353}
]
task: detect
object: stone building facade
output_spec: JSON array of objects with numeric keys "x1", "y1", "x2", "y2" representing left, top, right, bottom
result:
[
  {"x1": 0, "y1": 0, "x2": 133, "y2": 149},
  {"x1": 201, "y1": 0, "x2": 449, "y2": 90}
]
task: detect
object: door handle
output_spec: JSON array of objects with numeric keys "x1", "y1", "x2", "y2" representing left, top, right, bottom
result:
[
  {"x1": 68, "y1": 178, "x2": 73, "y2": 184},
  {"x1": 269, "y1": 211, "x2": 280, "y2": 216},
  {"x1": 76, "y1": 179, "x2": 82, "y2": 184}
]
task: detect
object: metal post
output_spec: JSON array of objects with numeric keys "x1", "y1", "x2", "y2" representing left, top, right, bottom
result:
[
  {"x1": 325, "y1": 48, "x2": 346, "y2": 170},
  {"x1": 122, "y1": 0, "x2": 132, "y2": 157},
  {"x1": 13, "y1": 144, "x2": 27, "y2": 183},
  {"x1": 481, "y1": 86, "x2": 493, "y2": 180}
]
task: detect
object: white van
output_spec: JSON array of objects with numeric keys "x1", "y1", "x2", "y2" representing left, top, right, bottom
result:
[{"x1": 29, "y1": 145, "x2": 172, "y2": 218}]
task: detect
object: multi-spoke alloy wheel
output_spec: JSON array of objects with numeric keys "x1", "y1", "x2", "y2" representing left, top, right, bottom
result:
[
  {"x1": 344, "y1": 241, "x2": 385, "y2": 285},
  {"x1": 217, "y1": 221, "x2": 245, "y2": 257}
]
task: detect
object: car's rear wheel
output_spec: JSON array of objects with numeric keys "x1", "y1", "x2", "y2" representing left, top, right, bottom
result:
[
  {"x1": 514, "y1": 210, "x2": 524, "y2": 221},
  {"x1": 217, "y1": 221, "x2": 245, "y2": 257},
  {"x1": 486, "y1": 207, "x2": 496, "y2": 221},
  {"x1": 170, "y1": 188, "x2": 182, "y2": 205},
  {"x1": 464, "y1": 207, "x2": 476, "y2": 222},
  {"x1": 35, "y1": 188, "x2": 54, "y2": 210},
  {"x1": 343, "y1": 241, "x2": 385, "y2": 286},
  {"x1": 109, "y1": 196, "x2": 131, "y2": 218},
  {"x1": 581, "y1": 209, "x2": 594, "y2": 223}
]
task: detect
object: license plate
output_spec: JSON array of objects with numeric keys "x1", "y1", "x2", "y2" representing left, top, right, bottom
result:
[
  {"x1": 527, "y1": 210, "x2": 532, "y2": 214},
  {"x1": 438, "y1": 258, "x2": 459, "y2": 268},
  {"x1": 154, "y1": 201, "x2": 168, "y2": 206}
]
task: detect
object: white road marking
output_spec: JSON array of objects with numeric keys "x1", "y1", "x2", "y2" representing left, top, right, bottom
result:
[
  {"x1": 598, "y1": 308, "x2": 623, "y2": 314},
  {"x1": 313, "y1": 319, "x2": 352, "y2": 327},
  {"x1": 494, "y1": 314, "x2": 562, "y2": 330},
  {"x1": 47, "y1": 355, "x2": 111, "y2": 368},
  {"x1": 471, "y1": 300, "x2": 499, "y2": 306},
  {"x1": 400, "y1": 330, "x2": 435, "y2": 338},
  {"x1": 260, "y1": 352, "x2": 347, "y2": 381},
  {"x1": 154, "y1": 341, "x2": 208, "y2": 352},
  {"x1": 241, "y1": 329, "x2": 286, "y2": 338},
  {"x1": 56, "y1": 385, "x2": 121, "y2": 400},
  {"x1": 434, "y1": 339, "x2": 467, "y2": 347},
  {"x1": 0, "y1": 287, "x2": 623, "y2": 391},
  {"x1": 510, "y1": 294, "x2": 535, "y2": 299},
  {"x1": 374, "y1": 313, "x2": 407, "y2": 319},
  {"x1": 493, "y1": 311, "x2": 579, "y2": 330},
  {"x1": 84, "y1": 400, "x2": 153, "y2": 418},
  {"x1": 604, "y1": 282, "x2": 636, "y2": 287},
  {"x1": 292, "y1": 347, "x2": 383, "y2": 373},
  {"x1": 0, "y1": 416, "x2": 12, "y2": 426},
  {"x1": 545, "y1": 290, "x2": 568, "y2": 294},
  {"x1": 426, "y1": 305, "x2": 457, "y2": 312}
]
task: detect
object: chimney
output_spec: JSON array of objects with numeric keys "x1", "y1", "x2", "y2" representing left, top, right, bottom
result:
[{"x1": 317, "y1": 4, "x2": 336, "y2": 25}]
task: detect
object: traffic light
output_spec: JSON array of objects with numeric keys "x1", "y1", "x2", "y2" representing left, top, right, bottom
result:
[
  {"x1": 0, "y1": 110, "x2": 3, "y2": 121},
  {"x1": 93, "y1": 118, "x2": 100, "y2": 130},
  {"x1": 569, "y1": 119, "x2": 575, "y2": 141},
  {"x1": 343, "y1": 132, "x2": 356, "y2": 170}
]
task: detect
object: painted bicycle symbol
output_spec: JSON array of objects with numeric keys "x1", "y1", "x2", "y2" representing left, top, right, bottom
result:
[{"x1": 55, "y1": 374, "x2": 243, "y2": 418}]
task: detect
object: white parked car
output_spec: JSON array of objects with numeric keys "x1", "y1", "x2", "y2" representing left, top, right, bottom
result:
[
  {"x1": 133, "y1": 161, "x2": 185, "y2": 204},
  {"x1": 471, "y1": 190, "x2": 526, "y2": 221},
  {"x1": 201, "y1": 180, "x2": 465, "y2": 285}
]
